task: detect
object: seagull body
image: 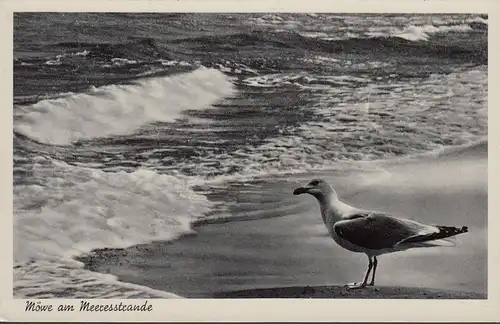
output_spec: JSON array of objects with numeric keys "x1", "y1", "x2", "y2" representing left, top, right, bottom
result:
[{"x1": 293, "y1": 179, "x2": 468, "y2": 289}]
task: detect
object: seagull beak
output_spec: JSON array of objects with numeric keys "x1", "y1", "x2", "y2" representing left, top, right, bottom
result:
[{"x1": 293, "y1": 186, "x2": 310, "y2": 195}]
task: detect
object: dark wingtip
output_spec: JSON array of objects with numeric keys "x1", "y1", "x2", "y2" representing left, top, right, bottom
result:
[{"x1": 461, "y1": 226, "x2": 469, "y2": 233}]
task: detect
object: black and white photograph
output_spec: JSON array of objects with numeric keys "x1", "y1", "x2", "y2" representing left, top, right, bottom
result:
[{"x1": 12, "y1": 9, "x2": 488, "y2": 306}]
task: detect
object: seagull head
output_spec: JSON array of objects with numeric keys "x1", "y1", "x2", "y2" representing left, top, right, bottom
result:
[{"x1": 293, "y1": 179, "x2": 337, "y2": 200}]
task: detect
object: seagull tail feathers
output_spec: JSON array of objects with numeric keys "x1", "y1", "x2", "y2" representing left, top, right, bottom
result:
[
  {"x1": 397, "y1": 225, "x2": 468, "y2": 247},
  {"x1": 406, "y1": 237, "x2": 458, "y2": 248}
]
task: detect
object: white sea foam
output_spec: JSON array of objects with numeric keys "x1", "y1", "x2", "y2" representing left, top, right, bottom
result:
[
  {"x1": 465, "y1": 16, "x2": 488, "y2": 25},
  {"x1": 14, "y1": 162, "x2": 213, "y2": 260},
  {"x1": 111, "y1": 57, "x2": 138, "y2": 66},
  {"x1": 44, "y1": 59, "x2": 62, "y2": 65},
  {"x1": 367, "y1": 24, "x2": 473, "y2": 41},
  {"x1": 159, "y1": 59, "x2": 192, "y2": 67},
  {"x1": 14, "y1": 92, "x2": 75, "y2": 105},
  {"x1": 247, "y1": 14, "x2": 287, "y2": 26},
  {"x1": 43, "y1": 51, "x2": 91, "y2": 65},
  {"x1": 15, "y1": 67, "x2": 235, "y2": 145},
  {"x1": 75, "y1": 50, "x2": 90, "y2": 56},
  {"x1": 298, "y1": 31, "x2": 329, "y2": 39},
  {"x1": 301, "y1": 55, "x2": 339, "y2": 65},
  {"x1": 246, "y1": 14, "x2": 478, "y2": 43},
  {"x1": 14, "y1": 157, "x2": 214, "y2": 297},
  {"x1": 233, "y1": 67, "x2": 486, "y2": 177},
  {"x1": 14, "y1": 259, "x2": 182, "y2": 299},
  {"x1": 242, "y1": 72, "x2": 371, "y2": 88}
]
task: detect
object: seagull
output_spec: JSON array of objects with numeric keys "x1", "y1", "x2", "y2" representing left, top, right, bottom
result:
[{"x1": 293, "y1": 179, "x2": 469, "y2": 289}]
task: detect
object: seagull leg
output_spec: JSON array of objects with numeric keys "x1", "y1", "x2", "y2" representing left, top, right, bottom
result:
[
  {"x1": 368, "y1": 256, "x2": 378, "y2": 286},
  {"x1": 346, "y1": 256, "x2": 373, "y2": 289}
]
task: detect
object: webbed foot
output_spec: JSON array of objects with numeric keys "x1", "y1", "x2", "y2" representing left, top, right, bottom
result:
[{"x1": 345, "y1": 282, "x2": 367, "y2": 290}]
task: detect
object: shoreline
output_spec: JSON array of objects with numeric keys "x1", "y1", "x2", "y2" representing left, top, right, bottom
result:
[
  {"x1": 77, "y1": 213, "x2": 487, "y2": 298},
  {"x1": 75, "y1": 144, "x2": 487, "y2": 299}
]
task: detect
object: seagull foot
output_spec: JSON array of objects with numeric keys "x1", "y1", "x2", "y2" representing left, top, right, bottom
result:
[
  {"x1": 345, "y1": 282, "x2": 367, "y2": 290},
  {"x1": 367, "y1": 282, "x2": 375, "y2": 287}
]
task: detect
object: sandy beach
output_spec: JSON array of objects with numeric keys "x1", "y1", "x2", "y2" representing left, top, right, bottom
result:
[
  {"x1": 77, "y1": 141, "x2": 487, "y2": 298},
  {"x1": 212, "y1": 285, "x2": 486, "y2": 299}
]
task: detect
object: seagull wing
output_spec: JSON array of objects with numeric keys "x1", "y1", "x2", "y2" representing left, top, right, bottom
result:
[{"x1": 333, "y1": 212, "x2": 455, "y2": 250}]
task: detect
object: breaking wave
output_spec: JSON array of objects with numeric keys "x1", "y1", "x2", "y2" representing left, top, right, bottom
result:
[{"x1": 14, "y1": 67, "x2": 235, "y2": 145}]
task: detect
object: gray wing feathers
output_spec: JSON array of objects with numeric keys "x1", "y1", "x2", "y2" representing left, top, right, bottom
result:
[{"x1": 334, "y1": 213, "x2": 434, "y2": 250}]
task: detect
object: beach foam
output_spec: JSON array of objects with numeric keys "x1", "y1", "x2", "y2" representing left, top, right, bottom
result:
[
  {"x1": 14, "y1": 156, "x2": 214, "y2": 298},
  {"x1": 14, "y1": 159, "x2": 213, "y2": 261}
]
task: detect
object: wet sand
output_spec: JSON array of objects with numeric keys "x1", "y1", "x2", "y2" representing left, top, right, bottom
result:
[{"x1": 76, "y1": 143, "x2": 487, "y2": 298}]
